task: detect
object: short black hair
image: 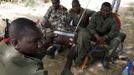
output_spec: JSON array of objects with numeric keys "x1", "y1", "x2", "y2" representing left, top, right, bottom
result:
[
  {"x1": 8, "y1": 18, "x2": 38, "y2": 40},
  {"x1": 101, "y1": 2, "x2": 112, "y2": 10},
  {"x1": 72, "y1": 0, "x2": 80, "y2": 6},
  {"x1": 51, "y1": 0, "x2": 59, "y2": 2}
]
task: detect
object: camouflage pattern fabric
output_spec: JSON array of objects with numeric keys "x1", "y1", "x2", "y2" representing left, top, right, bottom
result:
[
  {"x1": 67, "y1": 7, "x2": 95, "y2": 29},
  {"x1": 41, "y1": 5, "x2": 67, "y2": 31},
  {"x1": 0, "y1": 43, "x2": 46, "y2": 75},
  {"x1": 76, "y1": 11, "x2": 122, "y2": 65}
]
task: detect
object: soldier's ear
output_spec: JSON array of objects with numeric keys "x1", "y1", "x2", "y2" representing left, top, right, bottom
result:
[{"x1": 10, "y1": 39, "x2": 20, "y2": 49}]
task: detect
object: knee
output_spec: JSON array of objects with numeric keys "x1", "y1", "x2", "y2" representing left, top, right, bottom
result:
[{"x1": 111, "y1": 37, "x2": 121, "y2": 46}]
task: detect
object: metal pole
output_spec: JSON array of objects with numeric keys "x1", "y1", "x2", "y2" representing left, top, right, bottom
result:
[{"x1": 74, "y1": 0, "x2": 91, "y2": 33}]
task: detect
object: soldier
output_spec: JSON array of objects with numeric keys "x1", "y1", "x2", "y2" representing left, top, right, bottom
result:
[
  {"x1": 67, "y1": 0, "x2": 95, "y2": 31},
  {"x1": 76, "y1": 2, "x2": 126, "y2": 68},
  {"x1": 40, "y1": 0, "x2": 67, "y2": 31},
  {"x1": 40, "y1": 0, "x2": 68, "y2": 59},
  {"x1": 0, "y1": 18, "x2": 47, "y2": 75},
  {"x1": 61, "y1": 0, "x2": 95, "y2": 75}
]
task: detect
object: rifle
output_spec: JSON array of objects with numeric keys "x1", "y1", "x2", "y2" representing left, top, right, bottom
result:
[
  {"x1": 2, "y1": 18, "x2": 10, "y2": 39},
  {"x1": 1, "y1": 18, "x2": 10, "y2": 44}
]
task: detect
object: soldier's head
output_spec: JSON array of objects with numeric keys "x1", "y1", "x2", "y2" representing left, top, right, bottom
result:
[
  {"x1": 100, "y1": 2, "x2": 112, "y2": 18},
  {"x1": 51, "y1": 0, "x2": 60, "y2": 10},
  {"x1": 9, "y1": 18, "x2": 43, "y2": 56},
  {"x1": 72, "y1": 0, "x2": 81, "y2": 14}
]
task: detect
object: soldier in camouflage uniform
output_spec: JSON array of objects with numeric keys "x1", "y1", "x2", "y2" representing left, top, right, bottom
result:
[
  {"x1": 40, "y1": 0, "x2": 67, "y2": 31},
  {"x1": 76, "y1": 2, "x2": 125, "y2": 68},
  {"x1": 40, "y1": 0, "x2": 68, "y2": 58},
  {"x1": 67, "y1": 0, "x2": 95, "y2": 31},
  {"x1": 0, "y1": 18, "x2": 47, "y2": 75},
  {"x1": 61, "y1": 0, "x2": 95, "y2": 75}
]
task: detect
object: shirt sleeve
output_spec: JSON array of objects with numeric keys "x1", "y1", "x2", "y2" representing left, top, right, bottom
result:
[
  {"x1": 38, "y1": 7, "x2": 52, "y2": 36},
  {"x1": 44, "y1": 6, "x2": 52, "y2": 20},
  {"x1": 66, "y1": 9, "x2": 73, "y2": 26},
  {"x1": 61, "y1": 9, "x2": 68, "y2": 27},
  {"x1": 40, "y1": 7, "x2": 52, "y2": 28},
  {"x1": 0, "y1": 42, "x2": 8, "y2": 55},
  {"x1": 86, "y1": 9, "x2": 96, "y2": 17},
  {"x1": 106, "y1": 18, "x2": 119, "y2": 39},
  {"x1": 87, "y1": 13, "x2": 97, "y2": 35}
]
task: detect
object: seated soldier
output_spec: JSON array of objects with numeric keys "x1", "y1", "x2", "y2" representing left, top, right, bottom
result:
[
  {"x1": 67, "y1": 0, "x2": 95, "y2": 31},
  {"x1": 61, "y1": 0, "x2": 95, "y2": 75},
  {"x1": 0, "y1": 18, "x2": 47, "y2": 75},
  {"x1": 40, "y1": 0, "x2": 68, "y2": 59},
  {"x1": 40, "y1": 0, "x2": 67, "y2": 31},
  {"x1": 61, "y1": 2, "x2": 126, "y2": 74},
  {"x1": 76, "y1": 2, "x2": 126, "y2": 68}
]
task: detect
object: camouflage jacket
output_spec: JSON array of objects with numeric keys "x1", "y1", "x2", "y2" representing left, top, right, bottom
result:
[
  {"x1": 0, "y1": 43, "x2": 46, "y2": 75},
  {"x1": 41, "y1": 5, "x2": 68, "y2": 31},
  {"x1": 88, "y1": 11, "x2": 119, "y2": 40},
  {"x1": 67, "y1": 7, "x2": 95, "y2": 28}
]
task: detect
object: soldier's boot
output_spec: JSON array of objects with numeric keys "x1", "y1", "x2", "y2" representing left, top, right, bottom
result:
[{"x1": 102, "y1": 55, "x2": 111, "y2": 69}]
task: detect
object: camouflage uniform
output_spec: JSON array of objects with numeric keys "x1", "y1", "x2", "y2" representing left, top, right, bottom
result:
[
  {"x1": 67, "y1": 7, "x2": 95, "y2": 65},
  {"x1": 40, "y1": 5, "x2": 68, "y2": 40},
  {"x1": 40, "y1": 5, "x2": 68, "y2": 58},
  {"x1": 41, "y1": 5, "x2": 67, "y2": 31},
  {"x1": 88, "y1": 11, "x2": 122, "y2": 54},
  {"x1": 67, "y1": 7, "x2": 95, "y2": 47},
  {"x1": 61, "y1": 8, "x2": 95, "y2": 75},
  {"x1": 0, "y1": 43, "x2": 47, "y2": 75},
  {"x1": 67, "y1": 7, "x2": 95, "y2": 30},
  {"x1": 76, "y1": 11, "x2": 122, "y2": 65}
]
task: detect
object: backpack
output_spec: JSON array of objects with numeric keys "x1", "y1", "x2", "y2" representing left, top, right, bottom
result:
[{"x1": 113, "y1": 13, "x2": 122, "y2": 29}]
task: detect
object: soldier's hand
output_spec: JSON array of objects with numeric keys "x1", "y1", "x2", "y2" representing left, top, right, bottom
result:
[
  {"x1": 99, "y1": 37, "x2": 105, "y2": 44},
  {"x1": 94, "y1": 34, "x2": 100, "y2": 43},
  {"x1": 94, "y1": 34, "x2": 106, "y2": 44}
]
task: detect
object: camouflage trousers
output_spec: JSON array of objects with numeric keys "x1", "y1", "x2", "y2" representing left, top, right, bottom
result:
[{"x1": 75, "y1": 29, "x2": 126, "y2": 65}]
